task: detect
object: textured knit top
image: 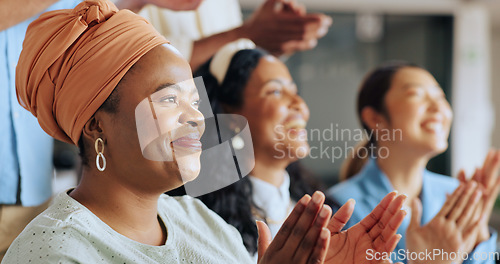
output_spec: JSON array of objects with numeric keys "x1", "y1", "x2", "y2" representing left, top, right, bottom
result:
[{"x1": 2, "y1": 190, "x2": 253, "y2": 264}]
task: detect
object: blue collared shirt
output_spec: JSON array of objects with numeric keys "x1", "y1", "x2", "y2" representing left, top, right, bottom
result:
[
  {"x1": 0, "y1": 0, "x2": 81, "y2": 206},
  {"x1": 327, "y1": 158, "x2": 497, "y2": 264}
]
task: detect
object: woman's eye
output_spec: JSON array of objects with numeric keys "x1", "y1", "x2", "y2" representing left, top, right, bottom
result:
[
  {"x1": 159, "y1": 95, "x2": 177, "y2": 104},
  {"x1": 268, "y1": 89, "x2": 282, "y2": 96},
  {"x1": 192, "y1": 99, "x2": 201, "y2": 107},
  {"x1": 408, "y1": 87, "x2": 424, "y2": 97}
]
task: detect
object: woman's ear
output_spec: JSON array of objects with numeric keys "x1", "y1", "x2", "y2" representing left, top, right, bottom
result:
[
  {"x1": 361, "y1": 106, "x2": 388, "y2": 131},
  {"x1": 81, "y1": 114, "x2": 104, "y2": 143}
]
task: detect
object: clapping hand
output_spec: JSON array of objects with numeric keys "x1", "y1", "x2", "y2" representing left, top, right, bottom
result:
[
  {"x1": 242, "y1": 0, "x2": 332, "y2": 56},
  {"x1": 257, "y1": 191, "x2": 332, "y2": 264},
  {"x1": 257, "y1": 191, "x2": 407, "y2": 264},
  {"x1": 325, "y1": 191, "x2": 407, "y2": 264},
  {"x1": 457, "y1": 150, "x2": 500, "y2": 245},
  {"x1": 406, "y1": 181, "x2": 483, "y2": 264}
]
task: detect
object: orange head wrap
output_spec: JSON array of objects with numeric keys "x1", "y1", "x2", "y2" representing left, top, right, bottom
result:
[{"x1": 16, "y1": 0, "x2": 169, "y2": 145}]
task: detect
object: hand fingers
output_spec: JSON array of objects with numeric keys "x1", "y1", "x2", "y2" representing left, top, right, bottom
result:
[
  {"x1": 373, "y1": 210, "x2": 406, "y2": 250},
  {"x1": 436, "y1": 183, "x2": 465, "y2": 218},
  {"x1": 447, "y1": 181, "x2": 479, "y2": 221},
  {"x1": 456, "y1": 188, "x2": 482, "y2": 228},
  {"x1": 459, "y1": 199, "x2": 484, "y2": 248},
  {"x1": 385, "y1": 234, "x2": 403, "y2": 254},
  {"x1": 284, "y1": 191, "x2": 325, "y2": 252},
  {"x1": 312, "y1": 13, "x2": 333, "y2": 29},
  {"x1": 457, "y1": 169, "x2": 467, "y2": 183},
  {"x1": 277, "y1": 13, "x2": 323, "y2": 24},
  {"x1": 478, "y1": 150, "x2": 494, "y2": 189},
  {"x1": 257, "y1": 221, "x2": 272, "y2": 262},
  {"x1": 481, "y1": 150, "x2": 495, "y2": 181},
  {"x1": 484, "y1": 151, "x2": 500, "y2": 189},
  {"x1": 472, "y1": 198, "x2": 485, "y2": 224},
  {"x1": 255, "y1": 35, "x2": 318, "y2": 55},
  {"x1": 471, "y1": 168, "x2": 482, "y2": 184},
  {"x1": 368, "y1": 194, "x2": 407, "y2": 239},
  {"x1": 270, "y1": 194, "x2": 311, "y2": 250},
  {"x1": 306, "y1": 14, "x2": 332, "y2": 38},
  {"x1": 293, "y1": 205, "x2": 332, "y2": 262},
  {"x1": 279, "y1": 39, "x2": 318, "y2": 54},
  {"x1": 281, "y1": 1, "x2": 306, "y2": 15},
  {"x1": 328, "y1": 199, "x2": 355, "y2": 233},
  {"x1": 307, "y1": 228, "x2": 330, "y2": 264},
  {"x1": 359, "y1": 191, "x2": 397, "y2": 231},
  {"x1": 258, "y1": 20, "x2": 324, "y2": 41},
  {"x1": 485, "y1": 176, "x2": 500, "y2": 212},
  {"x1": 463, "y1": 219, "x2": 482, "y2": 245},
  {"x1": 263, "y1": 0, "x2": 282, "y2": 10}
]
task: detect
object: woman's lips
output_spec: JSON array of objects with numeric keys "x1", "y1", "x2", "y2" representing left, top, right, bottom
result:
[
  {"x1": 421, "y1": 119, "x2": 444, "y2": 134},
  {"x1": 283, "y1": 118, "x2": 307, "y2": 130},
  {"x1": 282, "y1": 118, "x2": 307, "y2": 139},
  {"x1": 288, "y1": 128, "x2": 307, "y2": 139},
  {"x1": 171, "y1": 134, "x2": 202, "y2": 150}
]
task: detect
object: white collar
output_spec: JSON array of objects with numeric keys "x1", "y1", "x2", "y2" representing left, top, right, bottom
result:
[{"x1": 248, "y1": 171, "x2": 291, "y2": 221}]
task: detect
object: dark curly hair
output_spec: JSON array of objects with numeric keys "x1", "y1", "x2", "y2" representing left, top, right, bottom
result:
[{"x1": 180, "y1": 49, "x2": 333, "y2": 254}]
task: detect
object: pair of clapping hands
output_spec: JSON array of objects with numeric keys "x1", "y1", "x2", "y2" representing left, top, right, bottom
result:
[
  {"x1": 406, "y1": 150, "x2": 500, "y2": 264},
  {"x1": 242, "y1": 0, "x2": 332, "y2": 56},
  {"x1": 257, "y1": 150, "x2": 500, "y2": 264},
  {"x1": 257, "y1": 191, "x2": 407, "y2": 264}
]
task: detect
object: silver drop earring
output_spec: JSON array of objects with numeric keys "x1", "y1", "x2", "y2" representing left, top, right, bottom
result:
[{"x1": 95, "y1": 138, "x2": 106, "y2": 172}]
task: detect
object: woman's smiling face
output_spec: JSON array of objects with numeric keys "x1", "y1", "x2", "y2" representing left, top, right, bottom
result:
[
  {"x1": 235, "y1": 55, "x2": 310, "y2": 163},
  {"x1": 381, "y1": 67, "x2": 453, "y2": 157},
  {"x1": 99, "y1": 44, "x2": 205, "y2": 192}
]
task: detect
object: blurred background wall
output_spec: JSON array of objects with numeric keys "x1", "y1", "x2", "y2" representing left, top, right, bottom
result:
[
  {"x1": 239, "y1": 0, "x2": 500, "y2": 186},
  {"x1": 54, "y1": 0, "x2": 500, "y2": 193},
  {"x1": 491, "y1": 1, "x2": 500, "y2": 151}
]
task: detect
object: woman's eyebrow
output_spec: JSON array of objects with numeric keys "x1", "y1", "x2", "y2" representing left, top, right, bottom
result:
[
  {"x1": 403, "y1": 83, "x2": 442, "y2": 90},
  {"x1": 263, "y1": 79, "x2": 294, "y2": 86},
  {"x1": 154, "y1": 82, "x2": 180, "y2": 93},
  {"x1": 154, "y1": 82, "x2": 198, "y2": 94}
]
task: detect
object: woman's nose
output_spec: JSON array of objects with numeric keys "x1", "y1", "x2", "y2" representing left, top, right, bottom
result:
[
  {"x1": 179, "y1": 103, "x2": 204, "y2": 127},
  {"x1": 290, "y1": 94, "x2": 310, "y2": 119}
]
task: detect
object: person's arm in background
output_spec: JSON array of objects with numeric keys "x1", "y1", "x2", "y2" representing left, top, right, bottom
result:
[
  {"x1": 0, "y1": 0, "x2": 58, "y2": 31},
  {"x1": 115, "y1": 0, "x2": 202, "y2": 13},
  {"x1": 0, "y1": 0, "x2": 202, "y2": 31},
  {"x1": 189, "y1": 0, "x2": 332, "y2": 71}
]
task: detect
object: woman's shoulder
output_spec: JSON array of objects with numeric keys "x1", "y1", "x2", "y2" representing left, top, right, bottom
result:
[
  {"x1": 327, "y1": 173, "x2": 368, "y2": 204},
  {"x1": 424, "y1": 170, "x2": 460, "y2": 193},
  {"x1": 3, "y1": 193, "x2": 99, "y2": 263}
]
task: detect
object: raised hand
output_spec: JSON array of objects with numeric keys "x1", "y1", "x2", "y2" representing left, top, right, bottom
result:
[
  {"x1": 406, "y1": 181, "x2": 483, "y2": 264},
  {"x1": 325, "y1": 191, "x2": 407, "y2": 264},
  {"x1": 242, "y1": 0, "x2": 332, "y2": 56},
  {"x1": 457, "y1": 150, "x2": 500, "y2": 244},
  {"x1": 115, "y1": 0, "x2": 203, "y2": 13},
  {"x1": 258, "y1": 191, "x2": 332, "y2": 264}
]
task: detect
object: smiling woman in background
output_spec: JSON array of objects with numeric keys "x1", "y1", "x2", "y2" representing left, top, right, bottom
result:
[
  {"x1": 194, "y1": 41, "x2": 332, "y2": 257},
  {"x1": 2, "y1": 1, "x2": 407, "y2": 263},
  {"x1": 191, "y1": 40, "x2": 413, "y2": 263},
  {"x1": 328, "y1": 62, "x2": 500, "y2": 264}
]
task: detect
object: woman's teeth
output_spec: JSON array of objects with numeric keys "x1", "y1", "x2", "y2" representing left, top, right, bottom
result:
[
  {"x1": 423, "y1": 122, "x2": 443, "y2": 133},
  {"x1": 284, "y1": 119, "x2": 306, "y2": 130}
]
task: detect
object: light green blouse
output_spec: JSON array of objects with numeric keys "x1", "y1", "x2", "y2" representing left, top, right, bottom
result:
[{"x1": 2, "y1": 191, "x2": 252, "y2": 264}]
